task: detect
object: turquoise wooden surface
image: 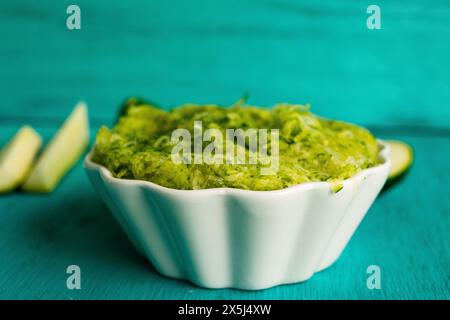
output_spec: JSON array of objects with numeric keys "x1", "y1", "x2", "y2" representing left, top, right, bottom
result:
[{"x1": 0, "y1": 0, "x2": 449, "y2": 299}]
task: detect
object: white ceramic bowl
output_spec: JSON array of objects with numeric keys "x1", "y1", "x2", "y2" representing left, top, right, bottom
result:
[{"x1": 84, "y1": 141, "x2": 390, "y2": 290}]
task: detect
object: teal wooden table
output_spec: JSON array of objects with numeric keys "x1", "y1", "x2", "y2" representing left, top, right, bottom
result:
[{"x1": 0, "y1": 0, "x2": 449, "y2": 299}]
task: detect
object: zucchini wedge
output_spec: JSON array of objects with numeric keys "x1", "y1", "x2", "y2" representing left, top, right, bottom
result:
[
  {"x1": 22, "y1": 102, "x2": 89, "y2": 192},
  {"x1": 383, "y1": 140, "x2": 413, "y2": 190},
  {"x1": 0, "y1": 126, "x2": 42, "y2": 193}
]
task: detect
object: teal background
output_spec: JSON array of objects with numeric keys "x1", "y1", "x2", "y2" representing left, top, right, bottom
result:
[{"x1": 0, "y1": 0, "x2": 449, "y2": 299}]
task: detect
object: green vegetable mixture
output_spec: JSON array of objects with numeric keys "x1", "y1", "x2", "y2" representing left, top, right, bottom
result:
[{"x1": 92, "y1": 101, "x2": 380, "y2": 191}]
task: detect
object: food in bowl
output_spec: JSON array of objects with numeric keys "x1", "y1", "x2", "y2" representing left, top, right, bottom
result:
[
  {"x1": 91, "y1": 102, "x2": 380, "y2": 192},
  {"x1": 85, "y1": 100, "x2": 390, "y2": 290}
]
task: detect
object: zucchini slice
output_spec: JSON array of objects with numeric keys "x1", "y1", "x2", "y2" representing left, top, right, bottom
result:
[
  {"x1": 0, "y1": 126, "x2": 42, "y2": 193},
  {"x1": 22, "y1": 102, "x2": 89, "y2": 192},
  {"x1": 386, "y1": 140, "x2": 413, "y2": 182}
]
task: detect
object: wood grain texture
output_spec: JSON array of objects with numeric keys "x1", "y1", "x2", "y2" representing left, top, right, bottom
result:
[
  {"x1": 0, "y1": 0, "x2": 449, "y2": 299},
  {"x1": 0, "y1": 127, "x2": 448, "y2": 299},
  {"x1": 1, "y1": 0, "x2": 449, "y2": 126}
]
